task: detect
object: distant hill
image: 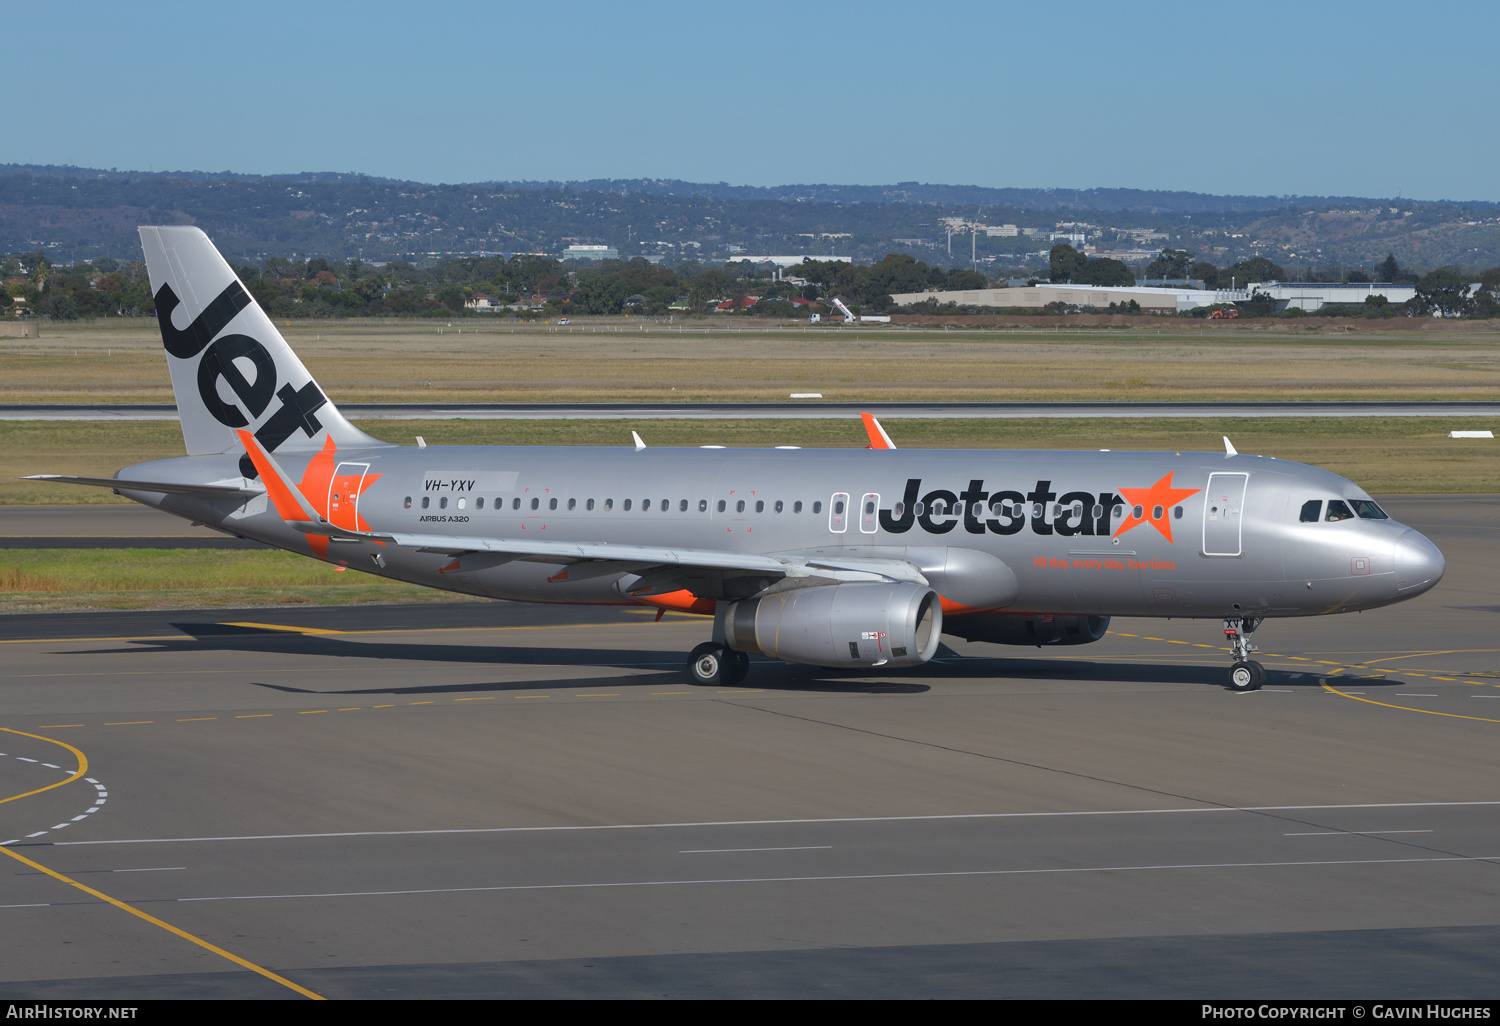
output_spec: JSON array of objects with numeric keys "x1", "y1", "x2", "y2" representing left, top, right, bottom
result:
[{"x1": 1, "y1": 164, "x2": 1496, "y2": 272}]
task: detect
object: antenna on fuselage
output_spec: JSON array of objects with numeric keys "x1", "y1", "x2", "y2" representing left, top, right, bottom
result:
[{"x1": 1223, "y1": 436, "x2": 1238, "y2": 456}]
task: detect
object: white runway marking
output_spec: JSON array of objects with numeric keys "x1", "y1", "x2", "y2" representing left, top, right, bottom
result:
[
  {"x1": 166, "y1": 853, "x2": 1500, "y2": 905},
  {"x1": 49, "y1": 800, "x2": 1500, "y2": 847},
  {"x1": 113, "y1": 867, "x2": 185, "y2": 873},
  {"x1": 681, "y1": 846, "x2": 833, "y2": 853},
  {"x1": 1285, "y1": 830, "x2": 1434, "y2": 836}
]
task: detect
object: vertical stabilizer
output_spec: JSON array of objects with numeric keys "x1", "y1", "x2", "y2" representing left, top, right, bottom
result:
[{"x1": 139, "y1": 226, "x2": 386, "y2": 458}]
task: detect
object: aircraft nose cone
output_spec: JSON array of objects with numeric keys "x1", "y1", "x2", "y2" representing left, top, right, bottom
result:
[{"x1": 1393, "y1": 529, "x2": 1445, "y2": 596}]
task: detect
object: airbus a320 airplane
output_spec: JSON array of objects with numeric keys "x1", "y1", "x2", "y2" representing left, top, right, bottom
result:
[{"x1": 31, "y1": 227, "x2": 1446, "y2": 691}]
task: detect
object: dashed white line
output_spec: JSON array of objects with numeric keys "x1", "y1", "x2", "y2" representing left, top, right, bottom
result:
[{"x1": 1, "y1": 754, "x2": 107, "y2": 846}]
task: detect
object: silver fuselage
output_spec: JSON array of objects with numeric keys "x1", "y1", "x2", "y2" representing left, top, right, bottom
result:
[{"x1": 116, "y1": 443, "x2": 1445, "y2": 621}]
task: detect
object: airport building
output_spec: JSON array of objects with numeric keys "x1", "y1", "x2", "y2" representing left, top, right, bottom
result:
[
  {"x1": 725, "y1": 255, "x2": 853, "y2": 268},
  {"x1": 889, "y1": 283, "x2": 1248, "y2": 314},
  {"x1": 1247, "y1": 282, "x2": 1417, "y2": 312},
  {"x1": 560, "y1": 244, "x2": 618, "y2": 262}
]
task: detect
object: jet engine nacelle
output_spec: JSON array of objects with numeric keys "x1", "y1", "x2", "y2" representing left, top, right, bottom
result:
[
  {"x1": 725, "y1": 582, "x2": 942, "y2": 669},
  {"x1": 944, "y1": 612, "x2": 1110, "y2": 647}
]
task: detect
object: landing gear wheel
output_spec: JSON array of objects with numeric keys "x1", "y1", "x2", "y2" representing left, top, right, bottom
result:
[
  {"x1": 722, "y1": 649, "x2": 751, "y2": 686},
  {"x1": 688, "y1": 642, "x2": 727, "y2": 686},
  {"x1": 1228, "y1": 660, "x2": 1265, "y2": 692}
]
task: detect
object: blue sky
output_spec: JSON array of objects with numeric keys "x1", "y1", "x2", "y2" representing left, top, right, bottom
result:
[{"x1": 9, "y1": 1, "x2": 1497, "y2": 201}]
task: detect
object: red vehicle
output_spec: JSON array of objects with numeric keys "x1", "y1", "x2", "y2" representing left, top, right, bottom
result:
[{"x1": 1209, "y1": 307, "x2": 1240, "y2": 319}]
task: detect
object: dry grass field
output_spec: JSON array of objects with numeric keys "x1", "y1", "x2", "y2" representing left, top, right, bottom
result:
[
  {"x1": 3, "y1": 317, "x2": 1500, "y2": 404},
  {"x1": 4, "y1": 416, "x2": 1497, "y2": 506}
]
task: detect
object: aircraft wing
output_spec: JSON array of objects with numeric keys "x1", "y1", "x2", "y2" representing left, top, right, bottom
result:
[
  {"x1": 292, "y1": 518, "x2": 923, "y2": 585},
  {"x1": 295, "y1": 519, "x2": 790, "y2": 572},
  {"x1": 22, "y1": 474, "x2": 265, "y2": 501}
]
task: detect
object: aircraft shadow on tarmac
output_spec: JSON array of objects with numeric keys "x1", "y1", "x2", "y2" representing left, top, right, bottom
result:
[{"x1": 57, "y1": 624, "x2": 1403, "y2": 695}]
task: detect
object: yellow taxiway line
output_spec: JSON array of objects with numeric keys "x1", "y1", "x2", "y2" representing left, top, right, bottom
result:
[{"x1": 0, "y1": 728, "x2": 324, "y2": 1000}]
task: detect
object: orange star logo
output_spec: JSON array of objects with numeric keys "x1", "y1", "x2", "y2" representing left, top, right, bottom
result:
[{"x1": 1113, "y1": 472, "x2": 1200, "y2": 543}]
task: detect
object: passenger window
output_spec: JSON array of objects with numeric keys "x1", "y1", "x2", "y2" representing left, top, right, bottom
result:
[
  {"x1": 736, "y1": 500, "x2": 745, "y2": 513},
  {"x1": 404, "y1": 496, "x2": 412, "y2": 509},
  {"x1": 755, "y1": 500, "x2": 764, "y2": 513},
  {"x1": 568, "y1": 498, "x2": 576, "y2": 510},
  {"x1": 624, "y1": 499, "x2": 632, "y2": 511},
  {"x1": 794, "y1": 500, "x2": 803, "y2": 513},
  {"x1": 813, "y1": 501, "x2": 822, "y2": 514},
  {"x1": 661, "y1": 499, "x2": 669, "y2": 512},
  {"x1": 439, "y1": 496, "x2": 448, "y2": 509},
  {"x1": 643, "y1": 499, "x2": 652, "y2": 511},
  {"x1": 530, "y1": 497, "x2": 539, "y2": 510},
  {"x1": 549, "y1": 497, "x2": 557, "y2": 510},
  {"x1": 717, "y1": 500, "x2": 726, "y2": 512},
  {"x1": 421, "y1": 496, "x2": 429, "y2": 509},
  {"x1": 775, "y1": 500, "x2": 784, "y2": 513},
  {"x1": 698, "y1": 499, "x2": 707, "y2": 512},
  {"x1": 680, "y1": 499, "x2": 689, "y2": 512},
  {"x1": 587, "y1": 498, "x2": 595, "y2": 511},
  {"x1": 512, "y1": 497, "x2": 521, "y2": 510},
  {"x1": 476, "y1": 497, "x2": 484, "y2": 509},
  {"x1": 494, "y1": 497, "x2": 501, "y2": 508},
  {"x1": 1326, "y1": 500, "x2": 1355, "y2": 522},
  {"x1": 1300, "y1": 500, "x2": 1322, "y2": 523},
  {"x1": 1173, "y1": 506, "x2": 1182, "y2": 519},
  {"x1": 605, "y1": 498, "x2": 613, "y2": 510}
]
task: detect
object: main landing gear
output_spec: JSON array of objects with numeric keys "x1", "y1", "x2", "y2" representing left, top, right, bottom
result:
[
  {"x1": 1223, "y1": 616, "x2": 1265, "y2": 692},
  {"x1": 688, "y1": 642, "x2": 750, "y2": 686}
]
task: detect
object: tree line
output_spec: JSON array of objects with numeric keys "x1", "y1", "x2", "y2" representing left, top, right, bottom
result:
[{"x1": 3, "y1": 247, "x2": 1495, "y2": 322}]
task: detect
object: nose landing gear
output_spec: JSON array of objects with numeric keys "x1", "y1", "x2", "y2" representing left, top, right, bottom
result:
[{"x1": 1224, "y1": 616, "x2": 1265, "y2": 691}]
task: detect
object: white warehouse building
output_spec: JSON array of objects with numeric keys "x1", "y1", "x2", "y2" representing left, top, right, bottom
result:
[
  {"x1": 1247, "y1": 283, "x2": 1417, "y2": 312},
  {"x1": 888, "y1": 284, "x2": 1248, "y2": 314},
  {"x1": 889, "y1": 281, "x2": 1422, "y2": 314}
]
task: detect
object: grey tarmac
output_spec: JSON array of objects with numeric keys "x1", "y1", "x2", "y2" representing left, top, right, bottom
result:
[{"x1": 1, "y1": 495, "x2": 1499, "y2": 999}]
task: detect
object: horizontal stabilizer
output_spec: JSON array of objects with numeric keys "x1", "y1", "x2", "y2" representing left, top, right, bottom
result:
[{"x1": 22, "y1": 474, "x2": 263, "y2": 501}]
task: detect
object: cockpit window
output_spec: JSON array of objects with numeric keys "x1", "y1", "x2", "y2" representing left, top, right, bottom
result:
[
  {"x1": 1349, "y1": 499, "x2": 1389, "y2": 521},
  {"x1": 1299, "y1": 500, "x2": 1322, "y2": 523},
  {"x1": 1325, "y1": 500, "x2": 1356, "y2": 522}
]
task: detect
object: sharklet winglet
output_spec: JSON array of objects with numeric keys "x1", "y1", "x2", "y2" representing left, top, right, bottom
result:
[{"x1": 861, "y1": 412, "x2": 895, "y2": 450}]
